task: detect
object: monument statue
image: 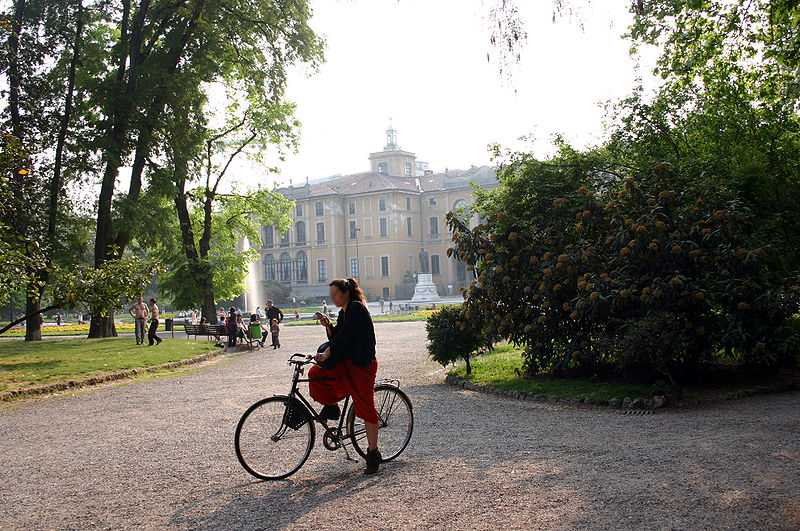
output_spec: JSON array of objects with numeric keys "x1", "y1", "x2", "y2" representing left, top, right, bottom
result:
[{"x1": 418, "y1": 247, "x2": 429, "y2": 274}]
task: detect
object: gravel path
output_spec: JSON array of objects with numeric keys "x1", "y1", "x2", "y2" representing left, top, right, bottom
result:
[{"x1": 1, "y1": 321, "x2": 798, "y2": 530}]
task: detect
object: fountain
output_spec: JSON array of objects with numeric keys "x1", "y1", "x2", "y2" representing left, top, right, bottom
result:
[{"x1": 243, "y1": 237, "x2": 263, "y2": 313}]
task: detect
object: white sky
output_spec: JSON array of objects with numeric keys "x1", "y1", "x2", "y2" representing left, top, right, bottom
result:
[{"x1": 243, "y1": 0, "x2": 660, "y2": 189}]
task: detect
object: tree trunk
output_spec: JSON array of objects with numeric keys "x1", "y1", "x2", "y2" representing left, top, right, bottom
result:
[
  {"x1": 8, "y1": 0, "x2": 26, "y2": 137},
  {"x1": 88, "y1": 311, "x2": 117, "y2": 338},
  {"x1": 465, "y1": 356, "x2": 472, "y2": 375},
  {"x1": 24, "y1": 286, "x2": 41, "y2": 341},
  {"x1": 48, "y1": 0, "x2": 83, "y2": 247}
]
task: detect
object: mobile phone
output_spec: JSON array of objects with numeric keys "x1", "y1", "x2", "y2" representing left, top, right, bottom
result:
[{"x1": 314, "y1": 312, "x2": 324, "y2": 320}]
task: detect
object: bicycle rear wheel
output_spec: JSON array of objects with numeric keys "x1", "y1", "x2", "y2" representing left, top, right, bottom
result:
[
  {"x1": 347, "y1": 384, "x2": 413, "y2": 461},
  {"x1": 235, "y1": 396, "x2": 315, "y2": 480}
]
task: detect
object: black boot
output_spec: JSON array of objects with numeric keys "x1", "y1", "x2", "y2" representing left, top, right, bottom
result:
[
  {"x1": 364, "y1": 448, "x2": 382, "y2": 475},
  {"x1": 320, "y1": 404, "x2": 341, "y2": 421}
]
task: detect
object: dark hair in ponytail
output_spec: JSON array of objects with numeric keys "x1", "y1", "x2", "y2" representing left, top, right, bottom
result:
[{"x1": 329, "y1": 277, "x2": 366, "y2": 303}]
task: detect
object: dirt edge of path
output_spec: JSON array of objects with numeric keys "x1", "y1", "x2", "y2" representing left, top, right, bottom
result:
[
  {"x1": 0, "y1": 346, "x2": 227, "y2": 402},
  {"x1": 444, "y1": 373, "x2": 799, "y2": 411}
]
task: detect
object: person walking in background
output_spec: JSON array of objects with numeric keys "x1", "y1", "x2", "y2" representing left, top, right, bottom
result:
[
  {"x1": 129, "y1": 296, "x2": 149, "y2": 345},
  {"x1": 266, "y1": 300, "x2": 283, "y2": 324},
  {"x1": 148, "y1": 298, "x2": 162, "y2": 346},
  {"x1": 255, "y1": 306, "x2": 262, "y2": 320},
  {"x1": 389, "y1": 300, "x2": 393, "y2": 313},
  {"x1": 379, "y1": 298, "x2": 385, "y2": 315},
  {"x1": 294, "y1": 309, "x2": 300, "y2": 320},
  {"x1": 56, "y1": 313, "x2": 62, "y2": 326},
  {"x1": 270, "y1": 318, "x2": 280, "y2": 349},
  {"x1": 266, "y1": 300, "x2": 283, "y2": 348},
  {"x1": 322, "y1": 300, "x2": 328, "y2": 317},
  {"x1": 226, "y1": 307, "x2": 237, "y2": 347}
]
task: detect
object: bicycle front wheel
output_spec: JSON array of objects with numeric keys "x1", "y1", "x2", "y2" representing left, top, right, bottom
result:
[
  {"x1": 347, "y1": 384, "x2": 413, "y2": 461},
  {"x1": 235, "y1": 396, "x2": 315, "y2": 480}
]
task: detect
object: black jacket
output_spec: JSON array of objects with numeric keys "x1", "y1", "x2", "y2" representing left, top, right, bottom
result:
[
  {"x1": 266, "y1": 305, "x2": 283, "y2": 324},
  {"x1": 324, "y1": 299, "x2": 376, "y2": 369}
]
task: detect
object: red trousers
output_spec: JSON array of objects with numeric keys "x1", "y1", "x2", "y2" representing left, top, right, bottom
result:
[{"x1": 309, "y1": 358, "x2": 379, "y2": 424}]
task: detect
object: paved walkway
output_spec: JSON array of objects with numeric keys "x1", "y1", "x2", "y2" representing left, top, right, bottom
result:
[{"x1": 0, "y1": 321, "x2": 798, "y2": 530}]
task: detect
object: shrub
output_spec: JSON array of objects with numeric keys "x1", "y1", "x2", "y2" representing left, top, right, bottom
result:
[
  {"x1": 426, "y1": 305, "x2": 492, "y2": 374},
  {"x1": 448, "y1": 154, "x2": 800, "y2": 388}
]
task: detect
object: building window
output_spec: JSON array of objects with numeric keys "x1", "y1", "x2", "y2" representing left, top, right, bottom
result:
[
  {"x1": 279, "y1": 253, "x2": 292, "y2": 282},
  {"x1": 429, "y1": 197, "x2": 437, "y2": 206},
  {"x1": 295, "y1": 251, "x2": 307, "y2": 282},
  {"x1": 366, "y1": 256, "x2": 374, "y2": 278},
  {"x1": 429, "y1": 216, "x2": 439, "y2": 237},
  {"x1": 264, "y1": 254, "x2": 276, "y2": 280},
  {"x1": 406, "y1": 197, "x2": 411, "y2": 210},
  {"x1": 405, "y1": 162, "x2": 412, "y2": 176},
  {"x1": 456, "y1": 259, "x2": 467, "y2": 284},
  {"x1": 378, "y1": 162, "x2": 388, "y2": 175},
  {"x1": 431, "y1": 255, "x2": 440, "y2": 275},
  {"x1": 280, "y1": 230, "x2": 290, "y2": 247},
  {"x1": 263, "y1": 226, "x2": 274, "y2": 247},
  {"x1": 295, "y1": 221, "x2": 306, "y2": 244},
  {"x1": 317, "y1": 259, "x2": 327, "y2": 282},
  {"x1": 379, "y1": 198, "x2": 386, "y2": 211},
  {"x1": 349, "y1": 201, "x2": 356, "y2": 215},
  {"x1": 316, "y1": 222, "x2": 325, "y2": 244},
  {"x1": 296, "y1": 204, "x2": 303, "y2": 217},
  {"x1": 381, "y1": 256, "x2": 390, "y2": 277},
  {"x1": 406, "y1": 217, "x2": 412, "y2": 237},
  {"x1": 315, "y1": 201, "x2": 324, "y2": 216},
  {"x1": 379, "y1": 217, "x2": 388, "y2": 237},
  {"x1": 351, "y1": 258, "x2": 359, "y2": 279},
  {"x1": 383, "y1": 287, "x2": 390, "y2": 299},
  {"x1": 349, "y1": 220, "x2": 358, "y2": 239}
]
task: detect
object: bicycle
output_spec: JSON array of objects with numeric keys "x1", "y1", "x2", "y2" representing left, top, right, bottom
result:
[{"x1": 235, "y1": 353, "x2": 414, "y2": 480}]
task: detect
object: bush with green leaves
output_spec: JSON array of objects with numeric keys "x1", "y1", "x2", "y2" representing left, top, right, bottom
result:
[
  {"x1": 448, "y1": 154, "x2": 800, "y2": 389},
  {"x1": 426, "y1": 305, "x2": 493, "y2": 374}
]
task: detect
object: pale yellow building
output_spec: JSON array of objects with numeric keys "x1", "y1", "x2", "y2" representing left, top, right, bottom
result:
[{"x1": 256, "y1": 128, "x2": 498, "y2": 301}]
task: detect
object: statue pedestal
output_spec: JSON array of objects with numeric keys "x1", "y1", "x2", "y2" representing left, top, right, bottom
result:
[{"x1": 410, "y1": 273, "x2": 441, "y2": 303}]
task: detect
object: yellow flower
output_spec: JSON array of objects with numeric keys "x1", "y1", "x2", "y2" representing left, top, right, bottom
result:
[
  {"x1": 672, "y1": 245, "x2": 683, "y2": 255},
  {"x1": 590, "y1": 291, "x2": 599, "y2": 301}
]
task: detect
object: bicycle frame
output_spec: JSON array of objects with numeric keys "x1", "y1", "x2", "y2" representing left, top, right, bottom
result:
[{"x1": 276, "y1": 354, "x2": 355, "y2": 448}]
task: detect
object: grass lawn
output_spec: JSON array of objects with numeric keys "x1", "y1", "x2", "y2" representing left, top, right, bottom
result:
[
  {"x1": 0, "y1": 337, "x2": 219, "y2": 393},
  {"x1": 449, "y1": 344, "x2": 652, "y2": 404}
]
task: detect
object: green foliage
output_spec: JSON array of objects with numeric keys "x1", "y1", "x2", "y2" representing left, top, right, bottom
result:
[
  {"x1": 426, "y1": 305, "x2": 493, "y2": 374},
  {"x1": 156, "y1": 189, "x2": 292, "y2": 309},
  {"x1": 48, "y1": 256, "x2": 165, "y2": 318},
  {"x1": 448, "y1": 151, "x2": 800, "y2": 386}
]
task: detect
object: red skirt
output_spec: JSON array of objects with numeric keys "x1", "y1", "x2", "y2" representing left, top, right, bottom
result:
[{"x1": 308, "y1": 358, "x2": 379, "y2": 424}]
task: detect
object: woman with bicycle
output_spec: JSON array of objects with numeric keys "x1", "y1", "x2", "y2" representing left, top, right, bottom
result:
[{"x1": 310, "y1": 277, "x2": 382, "y2": 474}]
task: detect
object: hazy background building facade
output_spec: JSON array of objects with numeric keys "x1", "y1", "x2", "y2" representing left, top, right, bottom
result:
[{"x1": 256, "y1": 128, "x2": 498, "y2": 301}]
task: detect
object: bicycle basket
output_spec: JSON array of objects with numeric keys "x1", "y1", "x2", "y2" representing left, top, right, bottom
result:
[{"x1": 284, "y1": 398, "x2": 308, "y2": 430}]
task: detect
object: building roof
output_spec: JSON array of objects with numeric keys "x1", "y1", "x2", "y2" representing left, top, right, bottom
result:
[{"x1": 278, "y1": 166, "x2": 497, "y2": 199}]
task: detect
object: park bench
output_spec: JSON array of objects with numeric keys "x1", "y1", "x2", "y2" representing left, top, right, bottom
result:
[{"x1": 183, "y1": 323, "x2": 220, "y2": 341}]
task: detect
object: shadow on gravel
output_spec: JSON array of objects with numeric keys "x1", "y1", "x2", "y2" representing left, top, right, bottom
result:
[{"x1": 169, "y1": 461, "x2": 412, "y2": 529}]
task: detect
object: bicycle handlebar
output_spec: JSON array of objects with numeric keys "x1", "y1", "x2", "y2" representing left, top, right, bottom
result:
[{"x1": 288, "y1": 353, "x2": 314, "y2": 366}]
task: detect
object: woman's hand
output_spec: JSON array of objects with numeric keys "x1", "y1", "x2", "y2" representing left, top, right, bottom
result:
[
  {"x1": 317, "y1": 313, "x2": 330, "y2": 326},
  {"x1": 315, "y1": 346, "x2": 331, "y2": 363}
]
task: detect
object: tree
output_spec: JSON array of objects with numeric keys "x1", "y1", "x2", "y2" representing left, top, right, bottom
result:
[
  {"x1": 85, "y1": 0, "x2": 322, "y2": 337},
  {"x1": 1, "y1": 0, "x2": 96, "y2": 340},
  {"x1": 426, "y1": 305, "x2": 493, "y2": 375},
  {"x1": 0, "y1": 257, "x2": 163, "y2": 335},
  {"x1": 448, "y1": 145, "x2": 800, "y2": 389}
]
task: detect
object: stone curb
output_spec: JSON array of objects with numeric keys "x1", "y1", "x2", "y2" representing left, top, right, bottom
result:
[
  {"x1": 444, "y1": 374, "x2": 799, "y2": 410},
  {"x1": 1, "y1": 347, "x2": 227, "y2": 402}
]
